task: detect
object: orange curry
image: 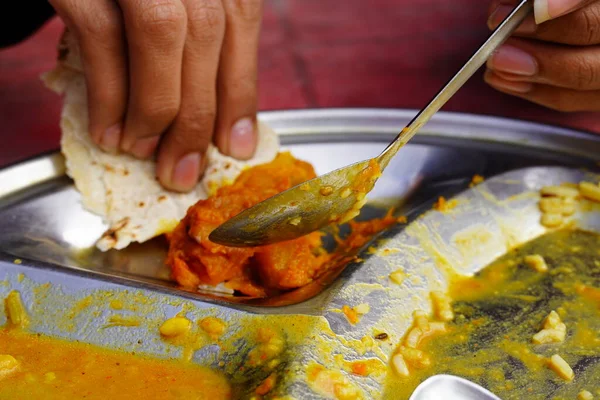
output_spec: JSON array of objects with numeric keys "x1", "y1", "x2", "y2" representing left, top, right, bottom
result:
[
  {"x1": 0, "y1": 329, "x2": 232, "y2": 400},
  {"x1": 167, "y1": 152, "x2": 398, "y2": 297}
]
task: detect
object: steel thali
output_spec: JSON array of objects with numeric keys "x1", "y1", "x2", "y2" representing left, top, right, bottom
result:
[{"x1": 0, "y1": 108, "x2": 599, "y2": 398}]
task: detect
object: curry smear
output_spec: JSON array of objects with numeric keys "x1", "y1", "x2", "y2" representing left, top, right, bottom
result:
[
  {"x1": 0, "y1": 329, "x2": 231, "y2": 400},
  {"x1": 384, "y1": 229, "x2": 600, "y2": 399}
]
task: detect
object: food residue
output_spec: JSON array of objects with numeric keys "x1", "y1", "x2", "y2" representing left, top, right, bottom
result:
[
  {"x1": 548, "y1": 354, "x2": 574, "y2": 381},
  {"x1": 470, "y1": 174, "x2": 484, "y2": 187},
  {"x1": 342, "y1": 303, "x2": 370, "y2": 325},
  {"x1": 537, "y1": 180, "x2": 600, "y2": 228},
  {"x1": 389, "y1": 269, "x2": 406, "y2": 285},
  {"x1": 199, "y1": 316, "x2": 227, "y2": 340},
  {"x1": 524, "y1": 254, "x2": 548, "y2": 273},
  {"x1": 4, "y1": 290, "x2": 28, "y2": 329},
  {"x1": 159, "y1": 316, "x2": 192, "y2": 338},
  {"x1": 384, "y1": 228, "x2": 600, "y2": 398},
  {"x1": 0, "y1": 328, "x2": 231, "y2": 399},
  {"x1": 532, "y1": 310, "x2": 566, "y2": 344},
  {"x1": 432, "y1": 196, "x2": 458, "y2": 212}
]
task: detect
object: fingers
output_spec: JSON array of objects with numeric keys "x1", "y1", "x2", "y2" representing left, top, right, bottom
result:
[
  {"x1": 488, "y1": 0, "x2": 600, "y2": 45},
  {"x1": 534, "y1": 0, "x2": 597, "y2": 23},
  {"x1": 156, "y1": 0, "x2": 226, "y2": 192},
  {"x1": 116, "y1": 0, "x2": 187, "y2": 158},
  {"x1": 486, "y1": 0, "x2": 600, "y2": 112},
  {"x1": 48, "y1": 0, "x2": 128, "y2": 150},
  {"x1": 50, "y1": 0, "x2": 264, "y2": 193},
  {"x1": 156, "y1": 0, "x2": 263, "y2": 192},
  {"x1": 487, "y1": 38, "x2": 600, "y2": 90},
  {"x1": 214, "y1": 0, "x2": 263, "y2": 160},
  {"x1": 484, "y1": 69, "x2": 600, "y2": 111}
]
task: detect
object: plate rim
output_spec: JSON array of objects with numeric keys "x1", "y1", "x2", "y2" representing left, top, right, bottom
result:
[{"x1": 1, "y1": 107, "x2": 599, "y2": 200}]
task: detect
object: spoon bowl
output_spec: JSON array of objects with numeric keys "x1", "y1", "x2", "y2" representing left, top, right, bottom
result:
[{"x1": 209, "y1": 158, "x2": 380, "y2": 247}]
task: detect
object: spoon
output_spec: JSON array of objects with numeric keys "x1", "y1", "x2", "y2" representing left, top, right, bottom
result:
[
  {"x1": 209, "y1": 0, "x2": 533, "y2": 247},
  {"x1": 409, "y1": 375, "x2": 502, "y2": 400}
]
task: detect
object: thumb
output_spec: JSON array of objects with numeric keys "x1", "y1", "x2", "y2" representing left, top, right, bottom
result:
[{"x1": 534, "y1": 0, "x2": 596, "y2": 23}]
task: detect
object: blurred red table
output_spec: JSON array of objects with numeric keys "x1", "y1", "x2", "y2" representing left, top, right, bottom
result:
[{"x1": 1, "y1": 0, "x2": 598, "y2": 167}]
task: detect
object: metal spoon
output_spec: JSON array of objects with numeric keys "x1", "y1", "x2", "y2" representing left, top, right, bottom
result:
[
  {"x1": 409, "y1": 375, "x2": 502, "y2": 400},
  {"x1": 209, "y1": 0, "x2": 533, "y2": 247}
]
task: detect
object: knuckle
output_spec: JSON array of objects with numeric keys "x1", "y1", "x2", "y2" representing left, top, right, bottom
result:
[
  {"x1": 578, "y1": 6, "x2": 600, "y2": 44},
  {"x1": 178, "y1": 107, "x2": 217, "y2": 132},
  {"x1": 171, "y1": 129, "x2": 212, "y2": 152},
  {"x1": 573, "y1": 55, "x2": 598, "y2": 89},
  {"x1": 79, "y1": 11, "x2": 123, "y2": 41},
  {"x1": 226, "y1": 0, "x2": 263, "y2": 23},
  {"x1": 89, "y1": 84, "x2": 118, "y2": 108},
  {"x1": 185, "y1": 0, "x2": 226, "y2": 43},
  {"x1": 56, "y1": 0, "x2": 123, "y2": 39},
  {"x1": 136, "y1": 0, "x2": 187, "y2": 36},
  {"x1": 172, "y1": 108, "x2": 216, "y2": 149},
  {"x1": 224, "y1": 79, "x2": 257, "y2": 104},
  {"x1": 138, "y1": 97, "x2": 180, "y2": 127}
]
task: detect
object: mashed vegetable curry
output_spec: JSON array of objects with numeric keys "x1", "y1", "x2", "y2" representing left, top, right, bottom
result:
[{"x1": 167, "y1": 152, "x2": 396, "y2": 297}]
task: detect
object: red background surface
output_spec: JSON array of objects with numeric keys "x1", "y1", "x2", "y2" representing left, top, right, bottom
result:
[{"x1": 1, "y1": 0, "x2": 598, "y2": 167}]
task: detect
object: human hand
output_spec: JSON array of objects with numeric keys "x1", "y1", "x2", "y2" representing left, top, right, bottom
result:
[
  {"x1": 485, "y1": 0, "x2": 600, "y2": 112},
  {"x1": 48, "y1": 0, "x2": 263, "y2": 192}
]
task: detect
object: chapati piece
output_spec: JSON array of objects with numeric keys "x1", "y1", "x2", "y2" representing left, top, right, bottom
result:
[{"x1": 41, "y1": 30, "x2": 279, "y2": 251}]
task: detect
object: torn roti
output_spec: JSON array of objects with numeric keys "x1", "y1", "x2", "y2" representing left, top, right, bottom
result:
[{"x1": 41, "y1": 30, "x2": 279, "y2": 251}]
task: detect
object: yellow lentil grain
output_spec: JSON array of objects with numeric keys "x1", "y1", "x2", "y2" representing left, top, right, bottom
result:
[
  {"x1": 524, "y1": 254, "x2": 548, "y2": 273},
  {"x1": 159, "y1": 317, "x2": 191, "y2": 338},
  {"x1": 548, "y1": 354, "x2": 574, "y2": 381},
  {"x1": 579, "y1": 181, "x2": 600, "y2": 203}
]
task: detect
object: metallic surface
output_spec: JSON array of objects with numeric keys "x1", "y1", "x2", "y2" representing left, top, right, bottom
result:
[
  {"x1": 0, "y1": 108, "x2": 600, "y2": 397},
  {"x1": 1, "y1": 109, "x2": 599, "y2": 312},
  {"x1": 409, "y1": 375, "x2": 501, "y2": 400},
  {"x1": 210, "y1": 1, "x2": 536, "y2": 247}
]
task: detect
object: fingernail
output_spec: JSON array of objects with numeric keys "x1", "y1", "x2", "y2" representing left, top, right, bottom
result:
[
  {"x1": 130, "y1": 136, "x2": 160, "y2": 159},
  {"x1": 100, "y1": 124, "x2": 122, "y2": 153},
  {"x1": 488, "y1": 5, "x2": 537, "y2": 33},
  {"x1": 171, "y1": 153, "x2": 201, "y2": 191},
  {"x1": 484, "y1": 69, "x2": 533, "y2": 93},
  {"x1": 536, "y1": 0, "x2": 581, "y2": 24},
  {"x1": 229, "y1": 118, "x2": 257, "y2": 160},
  {"x1": 534, "y1": 0, "x2": 551, "y2": 23},
  {"x1": 487, "y1": 45, "x2": 538, "y2": 76}
]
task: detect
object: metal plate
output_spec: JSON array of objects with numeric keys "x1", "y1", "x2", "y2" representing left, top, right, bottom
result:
[{"x1": 0, "y1": 109, "x2": 599, "y2": 398}]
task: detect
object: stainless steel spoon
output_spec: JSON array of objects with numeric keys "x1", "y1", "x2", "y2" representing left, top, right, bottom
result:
[
  {"x1": 209, "y1": 0, "x2": 533, "y2": 247},
  {"x1": 409, "y1": 375, "x2": 502, "y2": 400}
]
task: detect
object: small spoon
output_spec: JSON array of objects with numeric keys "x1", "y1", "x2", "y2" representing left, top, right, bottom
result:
[
  {"x1": 409, "y1": 374, "x2": 502, "y2": 400},
  {"x1": 209, "y1": 0, "x2": 533, "y2": 247}
]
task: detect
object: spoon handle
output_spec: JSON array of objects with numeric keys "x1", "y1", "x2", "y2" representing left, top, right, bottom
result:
[{"x1": 378, "y1": 0, "x2": 533, "y2": 168}]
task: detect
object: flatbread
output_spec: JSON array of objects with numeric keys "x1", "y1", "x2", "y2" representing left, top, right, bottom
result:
[{"x1": 41, "y1": 30, "x2": 279, "y2": 251}]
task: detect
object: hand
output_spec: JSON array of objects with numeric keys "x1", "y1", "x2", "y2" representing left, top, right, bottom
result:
[
  {"x1": 485, "y1": 0, "x2": 600, "y2": 112},
  {"x1": 48, "y1": 0, "x2": 263, "y2": 192}
]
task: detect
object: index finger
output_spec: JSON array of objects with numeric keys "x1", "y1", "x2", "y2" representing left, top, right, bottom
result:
[{"x1": 156, "y1": 0, "x2": 227, "y2": 193}]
